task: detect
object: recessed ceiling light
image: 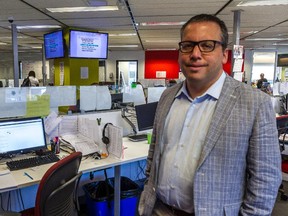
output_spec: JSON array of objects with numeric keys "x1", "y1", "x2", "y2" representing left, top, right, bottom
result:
[
  {"x1": 228, "y1": 31, "x2": 259, "y2": 34},
  {"x1": 31, "y1": 46, "x2": 43, "y2": 49},
  {"x1": 109, "y1": 33, "x2": 136, "y2": 37},
  {"x1": 140, "y1": 22, "x2": 185, "y2": 26},
  {"x1": 237, "y1": 0, "x2": 288, "y2": 6},
  {"x1": 273, "y1": 43, "x2": 288, "y2": 45},
  {"x1": 46, "y1": 6, "x2": 118, "y2": 13},
  {"x1": 145, "y1": 39, "x2": 178, "y2": 43},
  {"x1": 0, "y1": 36, "x2": 27, "y2": 39},
  {"x1": 245, "y1": 38, "x2": 288, "y2": 41},
  {"x1": 109, "y1": 45, "x2": 138, "y2": 48},
  {"x1": 16, "y1": 25, "x2": 61, "y2": 29},
  {"x1": 147, "y1": 48, "x2": 177, "y2": 51}
]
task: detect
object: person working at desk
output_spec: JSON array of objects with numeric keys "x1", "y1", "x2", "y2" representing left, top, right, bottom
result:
[
  {"x1": 138, "y1": 14, "x2": 281, "y2": 216},
  {"x1": 256, "y1": 73, "x2": 268, "y2": 89}
]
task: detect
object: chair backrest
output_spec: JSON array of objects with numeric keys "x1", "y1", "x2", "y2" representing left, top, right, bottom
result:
[{"x1": 35, "y1": 152, "x2": 82, "y2": 216}]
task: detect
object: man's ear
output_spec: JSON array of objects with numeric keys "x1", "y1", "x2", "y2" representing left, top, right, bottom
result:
[{"x1": 222, "y1": 48, "x2": 229, "y2": 64}]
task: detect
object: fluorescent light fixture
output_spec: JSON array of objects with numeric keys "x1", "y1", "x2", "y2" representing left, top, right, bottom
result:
[
  {"x1": 17, "y1": 25, "x2": 61, "y2": 29},
  {"x1": 0, "y1": 36, "x2": 27, "y2": 39},
  {"x1": 46, "y1": 6, "x2": 118, "y2": 13},
  {"x1": 147, "y1": 48, "x2": 177, "y2": 51},
  {"x1": 0, "y1": 42, "x2": 7, "y2": 45},
  {"x1": 140, "y1": 22, "x2": 185, "y2": 26},
  {"x1": 145, "y1": 39, "x2": 178, "y2": 43},
  {"x1": 31, "y1": 46, "x2": 43, "y2": 49},
  {"x1": 237, "y1": 0, "x2": 288, "y2": 6},
  {"x1": 273, "y1": 43, "x2": 288, "y2": 45},
  {"x1": 228, "y1": 30, "x2": 259, "y2": 34},
  {"x1": 109, "y1": 33, "x2": 136, "y2": 37},
  {"x1": 245, "y1": 38, "x2": 288, "y2": 41},
  {"x1": 109, "y1": 45, "x2": 138, "y2": 48}
]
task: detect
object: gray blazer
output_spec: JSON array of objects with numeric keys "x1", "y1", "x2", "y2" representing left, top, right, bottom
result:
[{"x1": 138, "y1": 75, "x2": 282, "y2": 216}]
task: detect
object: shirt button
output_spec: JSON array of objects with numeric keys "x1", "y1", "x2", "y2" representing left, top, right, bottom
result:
[
  {"x1": 174, "y1": 163, "x2": 178, "y2": 168},
  {"x1": 170, "y1": 185, "x2": 175, "y2": 189}
]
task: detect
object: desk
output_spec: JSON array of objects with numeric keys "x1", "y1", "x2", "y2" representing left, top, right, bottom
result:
[{"x1": 0, "y1": 138, "x2": 150, "y2": 216}]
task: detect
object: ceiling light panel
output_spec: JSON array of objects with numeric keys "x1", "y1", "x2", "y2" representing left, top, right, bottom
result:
[
  {"x1": 46, "y1": 6, "x2": 118, "y2": 13},
  {"x1": 237, "y1": 0, "x2": 288, "y2": 6}
]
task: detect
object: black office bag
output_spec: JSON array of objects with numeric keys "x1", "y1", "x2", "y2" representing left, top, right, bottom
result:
[{"x1": 21, "y1": 77, "x2": 31, "y2": 87}]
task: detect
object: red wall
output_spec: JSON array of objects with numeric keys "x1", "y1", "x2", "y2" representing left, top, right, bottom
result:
[
  {"x1": 145, "y1": 50, "x2": 180, "y2": 79},
  {"x1": 145, "y1": 50, "x2": 238, "y2": 78}
]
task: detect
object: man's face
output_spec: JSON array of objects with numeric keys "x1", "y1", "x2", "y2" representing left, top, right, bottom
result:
[{"x1": 178, "y1": 21, "x2": 228, "y2": 86}]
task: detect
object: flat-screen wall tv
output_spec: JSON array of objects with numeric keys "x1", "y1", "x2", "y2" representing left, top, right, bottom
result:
[
  {"x1": 277, "y1": 54, "x2": 288, "y2": 67},
  {"x1": 69, "y1": 30, "x2": 108, "y2": 59},
  {"x1": 44, "y1": 30, "x2": 65, "y2": 59}
]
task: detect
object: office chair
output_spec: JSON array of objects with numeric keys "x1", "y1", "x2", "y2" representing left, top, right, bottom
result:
[
  {"x1": 276, "y1": 116, "x2": 288, "y2": 201},
  {"x1": 20, "y1": 151, "x2": 83, "y2": 216}
]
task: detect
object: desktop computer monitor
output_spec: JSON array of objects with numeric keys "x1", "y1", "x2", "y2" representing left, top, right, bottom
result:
[
  {"x1": 111, "y1": 93, "x2": 123, "y2": 104},
  {"x1": 0, "y1": 117, "x2": 47, "y2": 156},
  {"x1": 135, "y1": 102, "x2": 158, "y2": 131}
]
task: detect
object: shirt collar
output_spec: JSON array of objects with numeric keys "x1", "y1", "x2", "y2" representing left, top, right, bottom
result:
[{"x1": 176, "y1": 72, "x2": 226, "y2": 101}]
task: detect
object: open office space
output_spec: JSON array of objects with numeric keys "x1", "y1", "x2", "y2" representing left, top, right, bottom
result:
[{"x1": 1, "y1": 0, "x2": 288, "y2": 216}]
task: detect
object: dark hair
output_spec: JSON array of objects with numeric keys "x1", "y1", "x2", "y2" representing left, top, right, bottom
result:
[
  {"x1": 180, "y1": 14, "x2": 228, "y2": 50},
  {"x1": 28, "y1": 70, "x2": 36, "y2": 77}
]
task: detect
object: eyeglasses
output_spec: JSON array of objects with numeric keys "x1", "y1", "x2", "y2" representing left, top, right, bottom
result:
[{"x1": 178, "y1": 40, "x2": 224, "y2": 53}]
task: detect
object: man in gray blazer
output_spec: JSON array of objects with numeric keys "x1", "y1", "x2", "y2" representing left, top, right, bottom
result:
[{"x1": 138, "y1": 14, "x2": 281, "y2": 216}]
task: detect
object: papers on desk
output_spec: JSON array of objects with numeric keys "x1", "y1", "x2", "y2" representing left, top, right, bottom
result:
[
  {"x1": 61, "y1": 133, "x2": 99, "y2": 156},
  {"x1": 106, "y1": 124, "x2": 124, "y2": 159},
  {"x1": 0, "y1": 169, "x2": 17, "y2": 191}
]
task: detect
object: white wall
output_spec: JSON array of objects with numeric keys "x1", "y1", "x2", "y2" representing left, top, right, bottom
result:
[
  {"x1": 106, "y1": 50, "x2": 145, "y2": 82},
  {"x1": 0, "y1": 60, "x2": 52, "y2": 86}
]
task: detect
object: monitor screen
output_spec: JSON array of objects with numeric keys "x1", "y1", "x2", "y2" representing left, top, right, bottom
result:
[
  {"x1": 277, "y1": 54, "x2": 288, "y2": 67},
  {"x1": 69, "y1": 30, "x2": 108, "y2": 59},
  {"x1": 0, "y1": 117, "x2": 47, "y2": 155},
  {"x1": 135, "y1": 102, "x2": 158, "y2": 131},
  {"x1": 111, "y1": 93, "x2": 123, "y2": 103},
  {"x1": 44, "y1": 30, "x2": 65, "y2": 59}
]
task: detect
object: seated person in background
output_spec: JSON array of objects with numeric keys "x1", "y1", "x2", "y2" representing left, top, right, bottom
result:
[
  {"x1": 256, "y1": 73, "x2": 267, "y2": 89},
  {"x1": 0, "y1": 81, "x2": 3, "y2": 87}
]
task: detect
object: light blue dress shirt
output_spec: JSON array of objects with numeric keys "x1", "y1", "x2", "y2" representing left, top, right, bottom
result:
[{"x1": 156, "y1": 72, "x2": 226, "y2": 213}]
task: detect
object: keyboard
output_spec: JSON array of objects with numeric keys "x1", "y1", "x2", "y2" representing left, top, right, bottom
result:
[
  {"x1": 128, "y1": 134, "x2": 147, "y2": 142},
  {"x1": 6, "y1": 154, "x2": 60, "y2": 171}
]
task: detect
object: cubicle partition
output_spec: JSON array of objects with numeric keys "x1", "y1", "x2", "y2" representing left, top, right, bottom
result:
[
  {"x1": 0, "y1": 84, "x2": 166, "y2": 120},
  {"x1": 0, "y1": 83, "x2": 168, "y2": 215}
]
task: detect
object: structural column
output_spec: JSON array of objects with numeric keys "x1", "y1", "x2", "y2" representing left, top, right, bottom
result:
[
  {"x1": 231, "y1": 10, "x2": 242, "y2": 77},
  {"x1": 11, "y1": 23, "x2": 19, "y2": 87}
]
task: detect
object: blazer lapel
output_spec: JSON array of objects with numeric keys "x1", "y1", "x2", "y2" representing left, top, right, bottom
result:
[{"x1": 198, "y1": 76, "x2": 241, "y2": 167}]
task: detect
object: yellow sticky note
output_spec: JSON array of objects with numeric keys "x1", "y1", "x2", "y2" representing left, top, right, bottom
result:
[{"x1": 26, "y1": 94, "x2": 50, "y2": 117}]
